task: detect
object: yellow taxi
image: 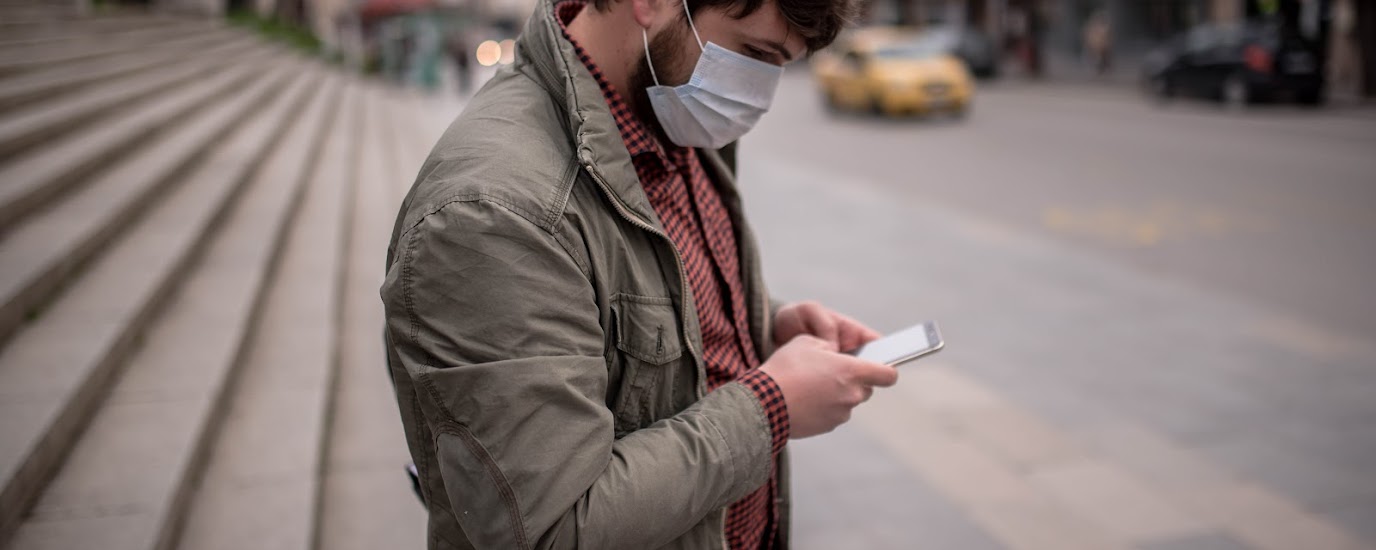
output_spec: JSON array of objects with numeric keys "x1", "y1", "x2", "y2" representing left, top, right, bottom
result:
[{"x1": 812, "y1": 27, "x2": 975, "y2": 117}]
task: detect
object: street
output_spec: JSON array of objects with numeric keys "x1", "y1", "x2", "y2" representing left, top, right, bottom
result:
[{"x1": 738, "y1": 73, "x2": 1376, "y2": 549}]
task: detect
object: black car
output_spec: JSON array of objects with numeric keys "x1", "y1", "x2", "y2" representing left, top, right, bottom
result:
[{"x1": 1142, "y1": 22, "x2": 1323, "y2": 106}]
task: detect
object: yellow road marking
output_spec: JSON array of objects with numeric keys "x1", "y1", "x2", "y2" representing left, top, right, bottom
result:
[{"x1": 1040, "y1": 201, "x2": 1264, "y2": 247}]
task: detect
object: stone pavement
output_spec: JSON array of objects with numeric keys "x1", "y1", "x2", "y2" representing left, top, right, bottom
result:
[
  {"x1": 738, "y1": 152, "x2": 1376, "y2": 550},
  {"x1": 0, "y1": 7, "x2": 461, "y2": 547}
]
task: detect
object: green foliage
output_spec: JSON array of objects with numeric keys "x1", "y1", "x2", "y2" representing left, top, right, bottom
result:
[
  {"x1": 362, "y1": 53, "x2": 382, "y2": 75},
  {"x1": 226, "y1": 10, "x2": 322, "y2": 55}
]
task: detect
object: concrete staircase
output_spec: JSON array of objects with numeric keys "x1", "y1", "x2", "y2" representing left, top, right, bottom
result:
[{"x1": 0, "y1": 5, "x2": 453, "y2": 549}]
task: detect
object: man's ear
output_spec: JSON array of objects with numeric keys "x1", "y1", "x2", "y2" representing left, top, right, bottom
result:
[{"x1": 630, "y1": 0, "x2": 662, "y2": 31}]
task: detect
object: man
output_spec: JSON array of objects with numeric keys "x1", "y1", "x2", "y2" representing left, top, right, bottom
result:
[{"x1": 379, "y1": 0, "x2": 898, "y2": 546}]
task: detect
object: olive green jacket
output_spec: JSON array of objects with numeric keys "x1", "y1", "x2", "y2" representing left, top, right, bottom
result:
[{"x1": 379, "y1": 1, "x2": 791, "y2": 548}]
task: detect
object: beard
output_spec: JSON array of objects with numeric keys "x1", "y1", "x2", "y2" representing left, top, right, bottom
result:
[{"x1": 626, "y1": 19, "x2": 694, "y2": 146}]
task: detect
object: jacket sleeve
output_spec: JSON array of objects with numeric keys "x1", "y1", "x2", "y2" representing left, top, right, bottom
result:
[{"x1": 381, "y1": 198, "x2": 774, "y2": 549}]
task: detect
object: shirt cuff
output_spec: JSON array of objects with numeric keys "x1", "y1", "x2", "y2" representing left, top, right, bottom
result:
[{"x1": 737, "y1": 369, "x2": 790, "y2": 454}]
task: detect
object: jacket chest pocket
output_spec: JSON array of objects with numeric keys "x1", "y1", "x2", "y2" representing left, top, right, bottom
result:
[{"x1": 610, "y1": 293, "x2": 684, "y2": 436}]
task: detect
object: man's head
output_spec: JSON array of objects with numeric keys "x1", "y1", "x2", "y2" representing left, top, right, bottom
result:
[
  {"x1": 576, "y1": 0, "x2": 856, "y2": 145},
  {"x1": 614, "y1": 0, "x2": 857, "y2": 64}
]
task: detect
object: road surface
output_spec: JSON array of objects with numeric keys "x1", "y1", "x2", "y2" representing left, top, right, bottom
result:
[{"x1": 739, "y1": 73, "x2": 1376, "y2": 550}]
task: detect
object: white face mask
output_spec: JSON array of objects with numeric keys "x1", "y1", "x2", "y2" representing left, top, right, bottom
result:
[{"x1": 642, "y1": 0, "x2": 784, "y2": 149}]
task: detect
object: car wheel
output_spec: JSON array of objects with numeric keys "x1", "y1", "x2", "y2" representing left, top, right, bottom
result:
[
  {"x1": 869, "y1": 96, "x2": 885, "y2": 117},
  {"x1": 822, "y1": 91, "x2": 842, "y2": 114},
  {"x1": 1297, "y1": 89, "x2": 1325, "y2": 107},
  {"x1": 1222, "y1": 74, "x2": 1250, "y2": 110}
]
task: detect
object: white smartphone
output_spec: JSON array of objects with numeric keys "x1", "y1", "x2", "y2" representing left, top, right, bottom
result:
[{"x1": 847, "y1": 321, "x2": 944, "y2": 367}]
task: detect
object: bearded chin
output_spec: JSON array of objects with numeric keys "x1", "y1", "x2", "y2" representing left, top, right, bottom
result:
[{"x1": 627, "y1": 22, "x2": 690, "y2": 146}]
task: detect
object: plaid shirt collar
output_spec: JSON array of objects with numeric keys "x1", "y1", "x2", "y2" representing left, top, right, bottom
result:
[{"x1": 555, "y1": 1, "x2": 682, "y2": 165}]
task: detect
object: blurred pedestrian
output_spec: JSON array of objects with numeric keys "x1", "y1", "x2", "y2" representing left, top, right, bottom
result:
[
  {"x1": 1329, "y1": 0, "x2": 1361, "y2": 99},
  {"x1": 1014, "y1": 3, "x2": 1044, "y2": 78},
  {"x1": 1083, "y1": 9, "x2": 1111, "y2": 75},
  {"x1": 403, "y1": 13, "x2": 444, "y2": 90},
  {"x1": 444, "y1": 32, "x2": 472, "y2": 95},
  {"x1": 380, "y1": 0, "x2": 899, "y2": 549},
  {"x1": 1005, "y1": 8, "x2": 1026, "y2": 61}
]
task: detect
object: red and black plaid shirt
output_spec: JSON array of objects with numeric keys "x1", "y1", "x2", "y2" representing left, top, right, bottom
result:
[{"x1": 556, "y1": 3, "x2": 789, "y2": 548}]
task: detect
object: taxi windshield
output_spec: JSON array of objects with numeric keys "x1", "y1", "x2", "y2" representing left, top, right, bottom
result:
[{"x1": 872, "y1": 36, "x2": 945, "y2": 60}]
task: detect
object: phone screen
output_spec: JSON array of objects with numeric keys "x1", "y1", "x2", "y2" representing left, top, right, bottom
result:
[{"x1": 848, "y1": 321, "x2": 943, "y2": 366}]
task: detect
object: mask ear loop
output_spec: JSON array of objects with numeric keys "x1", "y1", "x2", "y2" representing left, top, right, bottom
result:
[
  {"x1": 642, "y1": 28, "x2": 661, "y2": 86},
  {"x1": 680, "y1": 0, "x2": 704, "y2": 50}
]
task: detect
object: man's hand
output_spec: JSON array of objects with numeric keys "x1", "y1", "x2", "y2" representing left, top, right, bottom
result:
[
  {"x1": 759, "y1": 336, "x2": 899, "y2": 439},
  {"x1": 773, "y1": 301, "x2": 881, "y2": 353}
]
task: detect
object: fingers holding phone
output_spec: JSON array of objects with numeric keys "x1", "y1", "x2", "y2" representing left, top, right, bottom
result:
[
  {"x1": 772, "y1": 301, "x2": 882, "y2": 351},
  {"x1": 834, "y1": 311, "x2": 883, "y2": 354},
  {"x1": 758, "y1": 321, "x2": 944, "y2": 439},
  {"x1": 758, "y1": 335, "x2": 899, "y2": 439}
]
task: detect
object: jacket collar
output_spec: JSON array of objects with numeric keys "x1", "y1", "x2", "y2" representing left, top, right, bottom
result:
[{"x1": 515, "y1": 0, "x2": 662, "y2": 225}]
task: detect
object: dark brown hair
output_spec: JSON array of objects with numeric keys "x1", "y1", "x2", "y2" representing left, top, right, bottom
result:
[{"x1": 588, "y1": 0, "x2": 856, "y2": 54}]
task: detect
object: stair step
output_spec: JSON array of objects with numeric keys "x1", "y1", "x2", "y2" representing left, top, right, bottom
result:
[
  {"x1": 0, "y1": 0, "x2": 87, "y2": 7},
  {"x1": 0, "y1": 14, "x2": 171, "y2": 47},
  {"x1": 0, "y1": 60, "x2": 304, "y2": 545},
  {"x1": 0, "y1": 38, "x2": 266, "y2": 160},
  {"x1": 0, "y1": 19, "x2": 220, "y2": 76},
  {"x1": 174, "y1": 79, "x2": 354, "y2": 550},
  {"x1": 0, "y1": 2, "x2": 72, "y2": 11},
  {"x1": 0, "y1": 28, "x2": 244, "y2": 114},
  {"x1": 0, "y1": 0, "x2": 78, "y2": 6},
  {"x1": 0, "y1": 3, "x2": 88, "y2": 21},
  {"x1": 3, "y1": 67, "x2": 336, "y2": 550},
  {"x1": 0, "y1": 49, "x2": 281, "y2": 347},
  {"x1": 316, "y1": 83, "x2": 430, "y2": 550},
  {"x1": 0, "y1": 38, "x2": 268, "y2": 236},
  {"x1": 378, "y1": 87, "x2": 419, "y2": 199},
  {"x1": 0, "y1": 18, "x2": 191, "y2": 64},
  {"x1": 0, "y1": 6, "x2": 78, "y2": 21}
]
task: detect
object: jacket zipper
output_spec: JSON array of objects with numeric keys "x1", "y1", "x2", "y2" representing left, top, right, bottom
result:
[
  {"x1": 538, "y1": 16, "x2": 742, "y2": 545},
  {"x1": 585, "y1": 162, "x2": 767, "y2": 548},
  {"x1": 527, "y1": 7, "x2": 699, "y2": 379},
  {"x1": 580, "y1": 162, "x2": 707, "y2": 399}
]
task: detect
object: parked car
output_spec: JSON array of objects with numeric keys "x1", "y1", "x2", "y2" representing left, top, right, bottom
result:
[
  {"x1": 812, "y1": 28, "x2": 975, "y2": 117},
  {"x1": 1142, "y1": 22, "x2": 1324, "y2": 107},
  {"x1": 923, "y1": 26, "x2": 1000, "y2": 79}
]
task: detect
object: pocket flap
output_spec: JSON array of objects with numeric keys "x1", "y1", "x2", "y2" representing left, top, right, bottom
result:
[{"x1": 613, "y1": 294, "x2": 683, "y2": 365}]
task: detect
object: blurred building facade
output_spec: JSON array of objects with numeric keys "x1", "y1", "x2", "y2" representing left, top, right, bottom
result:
[
  {"x1": 866, "y1": 0, "x2": 1372, "y2": 97},
  {"x1": 869, "y1": 0, "x2": 1317, "y2": 51},
  {"x1": 158, "y1": 0, "x2": 536, "y2": 73},
  {"x1": 154, "y1": 0, "x2": 1370, "y2": 97}
]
